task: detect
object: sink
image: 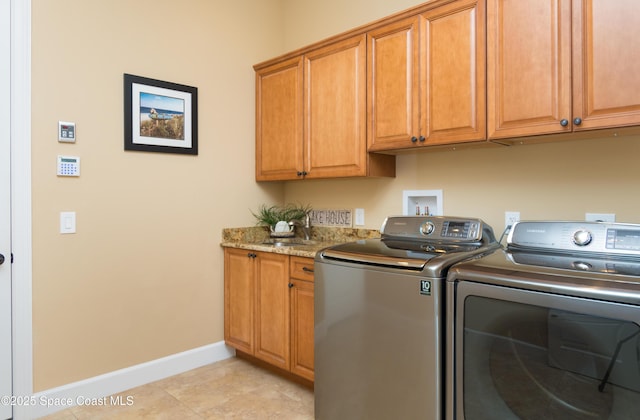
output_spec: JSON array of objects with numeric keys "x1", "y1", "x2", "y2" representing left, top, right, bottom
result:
[{"x1": 261, "y1": 238, "x2": 318, "y2": 247}]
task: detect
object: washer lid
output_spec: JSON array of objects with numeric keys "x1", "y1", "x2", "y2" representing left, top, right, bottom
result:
[{"x1": 321, "y1": 238, "x2": 490, "y2": 271}]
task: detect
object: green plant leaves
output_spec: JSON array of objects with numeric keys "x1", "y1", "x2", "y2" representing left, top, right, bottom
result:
[{"x1": 251, "y1": 203, "x2": 312, "y2": 226}]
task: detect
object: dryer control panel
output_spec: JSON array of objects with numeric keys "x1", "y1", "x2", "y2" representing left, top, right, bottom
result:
[{"x1": 508, "y1": 221, "x2": 640, "y2": 257}]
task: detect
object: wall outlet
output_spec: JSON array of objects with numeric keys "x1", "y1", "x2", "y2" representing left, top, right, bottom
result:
[
  {"x1": 505, "y1": 211, "x2": 520, "y2": 228},
  {"x1": 585, "y1": 213, "x2": 616, "y2": 222},
  {"x1": 355, "y1": 208, "x2": 365, "y2": 226}
]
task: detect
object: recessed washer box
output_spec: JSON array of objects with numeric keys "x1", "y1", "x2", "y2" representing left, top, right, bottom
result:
[{"x1": 403, "y1": 190, "x2": 443, "y2": 216}]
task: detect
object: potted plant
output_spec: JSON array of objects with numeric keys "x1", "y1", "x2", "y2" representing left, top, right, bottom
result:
[{"x1": 251, "y1": 203, "x2": 311, "y2": 237}]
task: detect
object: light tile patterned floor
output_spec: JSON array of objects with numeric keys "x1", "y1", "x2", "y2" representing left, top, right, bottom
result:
[{"x1": 38, "y1": 357, "x2": 314, "y2": 419}]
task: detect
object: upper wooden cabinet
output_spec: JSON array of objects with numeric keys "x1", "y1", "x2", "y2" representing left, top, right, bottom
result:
[
  {"x1": 303, "y1": 35, "x2": 367, "y2": 179},
  {"x1": 368, "y1": 0, "x2": 486, "y2": 151},
  {"x1": 257, "y1": 0, "x2": 640, "y2": 161},
  {"x1": 487, "y1": 0, "x2": 640, "y2": 139},
  {"x1": 255, "y1": 57, "x2": 304, "y2": 181},
  {"x1": 255, "y1": 35, "x2": 395, "y2": 181}
]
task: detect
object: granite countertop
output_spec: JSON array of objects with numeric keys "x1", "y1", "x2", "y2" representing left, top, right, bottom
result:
[{"x1": 221, "y1": 226, "x2": 380, "y2": 258}]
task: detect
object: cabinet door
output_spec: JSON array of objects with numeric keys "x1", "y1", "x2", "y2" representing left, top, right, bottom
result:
[
  {"x1": 420, "y1": 0, "x2": 487, "y2": 145},
  {"x1": 572, "y1": 0, "x2": 640, "y2": 130},
  {"x1": 290, "y1": 278, "x2": 315, "y2": 381},
  {"x1": 487, "y1": 0, "x2": 572, "y2": 138},
  {"x1": 224, "y1": 248, "x2": 255, "y2": 354},
  {"x1": 254, "y1": 252, "x2": 290, "y2": 370},
  {"x1": 255, "y1": 56, "x2": 304, "y2": 181},
  {"x1": 368, "y1": 16, "x2": 421, "y2": 151},
  {"x1": 304, "y1": 35, "x2": 367, "y2": 178}
]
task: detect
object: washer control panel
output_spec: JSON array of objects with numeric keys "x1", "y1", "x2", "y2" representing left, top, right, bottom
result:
[
  {"x1": 381, "y1": 216, "x2": 485, "y2": 242},
  {"x1": 509, "y1": 221, "x2": 640, "y2": 256},
  {"x1": 440, "y1": 220, "x2": 481, "y2": 239}
]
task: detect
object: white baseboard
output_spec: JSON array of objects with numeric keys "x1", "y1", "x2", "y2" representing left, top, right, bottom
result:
[{"x1": 27, "y1": 341, "x2": 235, "y2": 419}]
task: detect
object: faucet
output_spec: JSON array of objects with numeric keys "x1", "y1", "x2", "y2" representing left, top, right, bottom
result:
[{"x1": 289, "y1": 213, "x2": 312, "y2": 240}]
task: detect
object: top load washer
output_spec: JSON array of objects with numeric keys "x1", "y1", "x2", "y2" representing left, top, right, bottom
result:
[{"x1": 315, "y1": 216, "x2": 499, "y2": 420}]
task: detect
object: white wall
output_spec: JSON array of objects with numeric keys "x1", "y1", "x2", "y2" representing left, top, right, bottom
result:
[{"x1": 30, "y1": 0, "x2": 285, "y2": 391}]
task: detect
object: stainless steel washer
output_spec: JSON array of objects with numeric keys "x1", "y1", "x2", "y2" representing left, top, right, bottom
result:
[
  {"x1": 314, "y1": 216, "x2": 499, "y2": 420},
  {"x1": 446, "y1": 221, "x2": 640, "y2": 420}
]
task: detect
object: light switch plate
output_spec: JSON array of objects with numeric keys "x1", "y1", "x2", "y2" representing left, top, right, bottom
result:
[{"x1": 60, "y1": 211, "x2": 76, "y2": 234}]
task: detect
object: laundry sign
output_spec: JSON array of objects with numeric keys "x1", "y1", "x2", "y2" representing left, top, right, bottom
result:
[{"x1": 310, "y1": 209, "x2": 353, "y2": 227}]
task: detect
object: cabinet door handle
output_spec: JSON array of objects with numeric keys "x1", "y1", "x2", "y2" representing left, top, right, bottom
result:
[
  {"x1": 247, "y1": 252, "x2": 256, "y2": 258},
  {"x1": 302, "y1": 267, "x2": 314, "y2": 273},
  {"x1": 560, "y1": 119, "x2": 569, "y2": 127},
  {"x1": 411, "y1": 136, "x2": 418, "y2": 143},
  {"x1": 288, "y1": 283, "x2": 294, "y2": 288},
  {"x1": 419, "y1": 136, "x2": 425, "y2": 142},
  {"x1": 573, "y1": 117, "x2": 582, "y2": 126},
  {"x1": 296, "y1": 171, "x2": 303, "y2": 177}
]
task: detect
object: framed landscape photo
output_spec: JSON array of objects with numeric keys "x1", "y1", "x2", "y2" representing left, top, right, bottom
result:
[{"x1": 124, "y1": 74, "x2": 198, "y2": 155}]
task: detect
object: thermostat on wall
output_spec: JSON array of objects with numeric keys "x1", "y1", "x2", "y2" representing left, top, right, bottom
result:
[
  {"x1": 57, "y1": 155, "x2": 80, "y2": 177},
  {"x1": 58, "y1": 121, "x2": 76, "y2": 143}
]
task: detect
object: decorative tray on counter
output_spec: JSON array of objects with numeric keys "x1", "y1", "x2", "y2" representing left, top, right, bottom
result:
[{"x1": 270, "y1": 223, "x2": 295, "y2": 238}]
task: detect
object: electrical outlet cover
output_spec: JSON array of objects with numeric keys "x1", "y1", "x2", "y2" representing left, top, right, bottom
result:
[
  {"x1": 585, "y1": 213, "x2": 615, "y2": 222},
  {"x1": 505, "y1": 211, "x2": 520, "y2": 228}
]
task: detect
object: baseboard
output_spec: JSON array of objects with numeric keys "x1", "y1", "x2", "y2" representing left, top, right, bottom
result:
[{"x1": 28, "y1": 341, "x2": 235, "y2": 419}]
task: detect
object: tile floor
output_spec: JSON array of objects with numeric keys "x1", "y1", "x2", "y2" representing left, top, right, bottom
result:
[{"x1": 38, "y1": 357, "x2": 314, "y2": 419}]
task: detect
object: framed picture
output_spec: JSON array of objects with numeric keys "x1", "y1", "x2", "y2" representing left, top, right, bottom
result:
[{"x1": 124, "y1": 73, "x2": 198, "y2": 155}]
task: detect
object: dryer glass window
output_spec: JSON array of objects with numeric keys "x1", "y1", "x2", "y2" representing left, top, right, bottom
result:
[{"x1": 461, "y1": 295, "x2": 640, "y2": 420}]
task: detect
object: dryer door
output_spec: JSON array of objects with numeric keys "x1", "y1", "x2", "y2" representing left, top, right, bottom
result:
[{"x1": 451, "y1": 281, "x2": 640, "y2": 420}]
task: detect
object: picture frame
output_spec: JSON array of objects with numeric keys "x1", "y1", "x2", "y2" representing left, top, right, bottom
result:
[{"x1": 124, "y1": 73, "x2": 198, "y2": 155}]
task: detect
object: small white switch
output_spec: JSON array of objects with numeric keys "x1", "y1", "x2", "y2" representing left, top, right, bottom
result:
[
  {"x1": 60, "y1": 211, "x2": 76, "y2": 234},
  {"x1": 355, "y1": 208, "x2": 365, "y2": 226}
]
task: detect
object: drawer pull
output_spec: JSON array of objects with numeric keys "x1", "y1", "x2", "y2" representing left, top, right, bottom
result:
[{"x1": 302, "y1": 267, "x2": 314, "y2": 273}]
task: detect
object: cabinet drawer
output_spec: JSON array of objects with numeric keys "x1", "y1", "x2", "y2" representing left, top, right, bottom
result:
[{"x1": 290, "y1": 256, "x2": 314, "y2": 282}]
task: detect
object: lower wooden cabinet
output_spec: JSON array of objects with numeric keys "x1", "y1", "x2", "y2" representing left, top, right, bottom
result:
[
  {"x1": 254, "y1": 251, "x2": 290, "y2": 370},
  {"x1": 289, "y1": 257, "x2": 315, "y2": 381},
  {"x1": 224, "y1": 248, "x2": 315, "y2": 381},
  {"x1": 223, "y1": 248, "x2": 258, "y2": 354}
]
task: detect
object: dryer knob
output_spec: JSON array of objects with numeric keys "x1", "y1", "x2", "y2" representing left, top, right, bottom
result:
[
  {"x1": 572, "y1": 229, "x2": 593, "y2": 246},
  {"x1": 421, "y1": 221, "x2": 435, "y2": 235}
]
